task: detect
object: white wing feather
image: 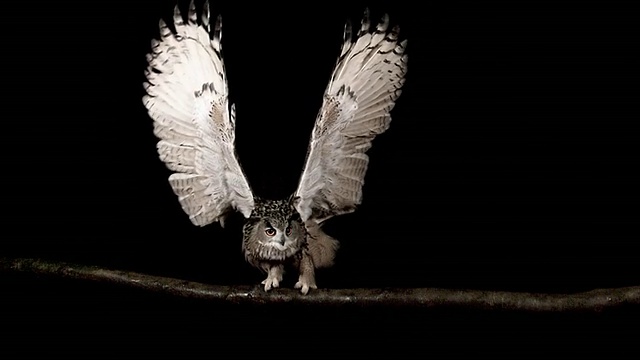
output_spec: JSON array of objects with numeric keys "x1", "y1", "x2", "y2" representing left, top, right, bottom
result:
[
  {"x1": 143, "y1": 1, "x2": 254, "y2": 226},
  {"x1": 294, "y1": 9, "x2": 408, "y2": 223}
]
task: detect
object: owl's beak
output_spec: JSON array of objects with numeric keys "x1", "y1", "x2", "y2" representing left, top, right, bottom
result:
[{"x1": 274, "y1": 235, "x2": 286, "y2": 246}]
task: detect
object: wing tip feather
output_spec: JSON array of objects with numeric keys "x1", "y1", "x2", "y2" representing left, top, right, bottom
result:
[
  {"x1": 187, "y1": 0, "x2": 197, "y2": 24},
  {"x1": 173, "y1": 3, "x2": 183, "y2": 26},
  {"x1": 376, "y1": 13, "x2": 390, "y2": 33},
  {"x1": 358, "y1": 8, "x2": 371, "y2": 36}
]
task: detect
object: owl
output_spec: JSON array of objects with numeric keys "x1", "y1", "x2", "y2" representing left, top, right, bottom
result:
[{"x1": 142, "y1": 1, "x2": 408, "y2": 294}]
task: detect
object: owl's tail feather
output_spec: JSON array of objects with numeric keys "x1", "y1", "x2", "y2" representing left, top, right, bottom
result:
[{"x1": 305, "y1": 221, "x2": 340, "y2": 268}]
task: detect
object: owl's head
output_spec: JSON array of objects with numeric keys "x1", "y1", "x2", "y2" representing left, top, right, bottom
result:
[{"x1": 241, "y1": 197, "x2": 306, "y2": 264}]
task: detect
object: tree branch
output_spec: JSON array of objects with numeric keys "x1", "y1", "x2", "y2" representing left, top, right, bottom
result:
[{"x1": 2, "y1": 257, "x2": 638, "y2": 312}]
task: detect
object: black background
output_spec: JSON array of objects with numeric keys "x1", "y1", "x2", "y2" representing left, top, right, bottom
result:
[{"x1": 2, "y1": 0, "x2": 638, "y2": 356}]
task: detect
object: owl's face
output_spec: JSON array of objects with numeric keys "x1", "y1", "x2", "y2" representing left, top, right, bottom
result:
[{"x1": 241, "y1": 198, "x2": 306, "y2": 264}]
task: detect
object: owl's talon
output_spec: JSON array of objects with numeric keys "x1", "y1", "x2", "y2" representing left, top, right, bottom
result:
[
  {"x1": 262, "y1": 277, "x2": 281, "y2": 292},
  {"x1": 262, "y1": 266, "x2": 283, "y2": 292},
  {"x1": 294, "y1": 280, "x2": 317, "y2": 295}
]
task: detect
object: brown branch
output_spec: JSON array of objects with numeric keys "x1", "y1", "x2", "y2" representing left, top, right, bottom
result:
[{"x1": 2, "y1": 257, "x2": 638, "y2": 312}]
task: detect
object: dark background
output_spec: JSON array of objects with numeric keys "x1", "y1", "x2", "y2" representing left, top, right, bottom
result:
[
  {"x1": 1, "y1": 0, "x2": 637, "y2": 355},
  {"x1": 3, "y1": 0, "x2": 637, "y2": 291}
]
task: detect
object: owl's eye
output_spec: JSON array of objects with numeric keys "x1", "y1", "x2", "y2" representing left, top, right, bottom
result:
[
  {"x1": 285, "y1": 226, "x2": 292, "y2": 236},
  {"x1": 265, "y1": 228, "x2": 276, "y2": 237}
]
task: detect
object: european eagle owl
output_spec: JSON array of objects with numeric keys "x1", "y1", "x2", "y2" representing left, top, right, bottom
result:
[{"x1": 142, "y1": 1, "x2": 408, "y2": 294}]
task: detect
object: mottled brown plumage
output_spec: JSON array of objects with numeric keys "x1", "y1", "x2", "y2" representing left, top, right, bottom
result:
[{"x1": 241, "y1": 197, "x2": 338, "y2": 294}]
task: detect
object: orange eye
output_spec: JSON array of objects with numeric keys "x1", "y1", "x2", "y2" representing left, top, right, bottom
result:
[
  {"x1": 285, "y1": 226, "x2": 292, "y2": 236},
  {"x1": 265, "y1": 228, "x2": 276, "y2": 236}
]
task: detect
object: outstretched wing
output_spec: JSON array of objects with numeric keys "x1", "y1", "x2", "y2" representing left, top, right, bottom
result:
[
  {"x1": 294, "y1": 9, "x2": 408, "y2": 223},
  {"x1": 142, "y1": 1, "x2": 254, "y2": 227}
]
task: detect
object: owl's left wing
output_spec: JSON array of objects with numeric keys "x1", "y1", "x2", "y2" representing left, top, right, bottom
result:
[
  {"x1": 143, "y1": 1, "x2": 254, "y2": 227},
  {"x1": 294, "y1": 10, "x2": 408, "y2": 223}
]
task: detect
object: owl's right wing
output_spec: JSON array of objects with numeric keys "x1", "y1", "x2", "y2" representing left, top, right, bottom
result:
[
  {"x1": 142, "y1": 1, "x2": 254, "y2": 227},
  {"x1": 294, "y1": 10, "x2": 408, "y2": 223}
]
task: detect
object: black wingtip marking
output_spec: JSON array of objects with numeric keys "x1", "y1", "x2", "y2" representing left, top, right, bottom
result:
[
  {"x1": 214, "y1": 14, "x2": 222, "y2": 41},
  {"x1": 343, "y1": 19, "x2": 353, "y2": 43},
  {"x1": 392, "y1": 39, "x2": 408, "y2": 55},
  {"x1": 375, "y1": 13, "x2": 390, "y2": 34},
  {"x1": 202, "y1": 1, "x2": 211, "y2": 29},
  {"x1": 173, "y1": 3, "x2": 184, "y2": 25},
  {"x1": 358, "y1": 8, "x2": 371, "y2": 36},
  {"x1": 188, "y1": 0, "x2": 197, "y2": 24},
  {"x1": 386, "y1": 25, "x2": 400, "y2": 41}
]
